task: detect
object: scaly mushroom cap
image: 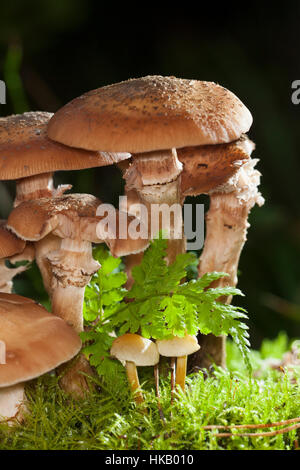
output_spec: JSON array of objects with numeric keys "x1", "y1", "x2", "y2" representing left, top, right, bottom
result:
[
  {"x1": 178, "y1": 136, "x2": 254, "y2": 197},
  {"x1": 47, "y1": 76, "x2": 252, "y2": 153},
  {"x1": 156, "y1": 335, "x2": 200, "y2": 357},
  {"x1": 7, "y1": 194, "x2": 149, "y2": 256},
  {"x1": 0, "y1": 221, "x2": 26, "y2": 258},
  {"x1": 0, "y1": 112, "x2": 130, "y2": 180},
  {"x1": 110, "y1": 333, "x2": 159, "y2": 366},
  {"x1": 0, "y1": 292, "x2": 82, "y2": 387},
  {"x1": 6, "y1": 194, "x2": 101, "y2": 241}
]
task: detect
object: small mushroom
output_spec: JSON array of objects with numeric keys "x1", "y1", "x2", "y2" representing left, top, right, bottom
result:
[
  {"x1": 110, "y1": 333, "x2": 159, "y2": 405},
  {"x1": 157, "y1": 335, "x2": 200, "y2": 392},
  {"x1": 0, "y1": 292, "x2": 81, "y2": 423}
]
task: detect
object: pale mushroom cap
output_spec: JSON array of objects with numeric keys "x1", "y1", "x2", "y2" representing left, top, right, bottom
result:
[
  {"x1": 156, "y1": 335, "x2": 200, "y2": 357},
  {"x1": 0, "y1": 111, "x2": 130, "y2": 180},
  {"x1": 47, "y1": 76, "x2": 253, "y2": 153},
  {"x1": 0, "y1": 293, "x2": 82, "y2": 387},
  {"x1": 110, "y1": 333, "x2": 159, "y2": 366},
  {"x1": 0, "y1": 221, "x2": 26, "y2": 258}
]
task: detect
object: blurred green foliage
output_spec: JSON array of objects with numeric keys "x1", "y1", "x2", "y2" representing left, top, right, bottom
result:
[{"x1": 0, "y1": 1, "x2": 299, "y2": 347}]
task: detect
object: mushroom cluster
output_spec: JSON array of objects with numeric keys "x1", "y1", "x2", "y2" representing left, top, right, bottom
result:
[
  {"x1": 47, "y1": 76, "x2": 263, "y2": 368},
  {"x1": 0, "y1": 75, "x2": 263, "y2": 419}
]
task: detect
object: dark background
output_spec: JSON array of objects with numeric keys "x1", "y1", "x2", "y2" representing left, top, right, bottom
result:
[{"x1": 0, "y1": 1, "x2": 299, "y2": 347}]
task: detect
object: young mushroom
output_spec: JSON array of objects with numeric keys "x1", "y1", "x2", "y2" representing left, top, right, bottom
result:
[
  {"x1": 0, "y1": 292, "x2": 81, "y2": 423},
  {"x1": 157, "y1": 335, "x2": 200, "y2": 392},
  {"x1": 7, "y1": 194, "x2": 149, "y2": 396},
  {"x1": 110, "y1": 333, "x2": 159, "y2": 405}
]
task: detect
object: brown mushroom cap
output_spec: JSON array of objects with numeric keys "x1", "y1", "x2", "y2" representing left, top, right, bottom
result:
[
  {"x1": 0, "y1": 112, "x2": 130, "y2": 180},
  {"x1": 6, "y1": 194, "x2": 101, "y2": 241},
  {"x1": 0, "y1": 221, "x2": 26, "y2": 258},
  {"x1": 7, "y1": 194, "x2": 149, "y2": 256},
  {"x1": 178, "y1": 135, "x2": 254, "y2": 197},
  {"x1": 0, "y1": 292, "x2": 82, "y2": 387},
  {"x1": 156, "y1": 335, "x2": 200, "y2": 357},
  {"x1": 110, "y1": 333, "x2": 159, "y2": 366},
  {"x1": 47, "y1": 76, "x2": 252, "y2": 153}
]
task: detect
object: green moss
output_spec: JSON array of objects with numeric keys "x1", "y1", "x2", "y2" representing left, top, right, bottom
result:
[{"x1": 0, "y1": 335, "x2": 299, "y2": 450}]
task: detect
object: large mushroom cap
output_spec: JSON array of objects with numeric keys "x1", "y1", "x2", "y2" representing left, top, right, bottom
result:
[
  {"x1": 0, "y1": 112, "x2": 130, "y2": 180},
  {"x1": 0, "y1": 221, "x2": 26, "y2": 258},
  {"x1": 110, "y1": 333, "x2": 159, "y2": 366},
  {"x1": 47, "y1": 76, "x2": 253, "y2": 153},
  {"x1": 0, "y1": 292, "x2": 82, "y2": 387},
  {"x1": 156, "y1": 335, "x2": 200, "y2": 357}
]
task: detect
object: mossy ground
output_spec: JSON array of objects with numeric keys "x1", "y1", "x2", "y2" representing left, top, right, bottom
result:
[{"x1": 1, "y1": 333, "x2": 299, "y2": 451}]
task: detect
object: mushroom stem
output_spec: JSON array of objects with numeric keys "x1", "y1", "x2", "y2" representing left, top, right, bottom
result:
[
  {"x1": 0, "y1": 383, "x2": 26, "y2": 425},
  {"x1": 124, "y1": 148, "x2": 184, "y2": 261},
  {"x1": 35, "y1": 234, "x2": 62, "y2": 296},
  {"x1": 154, "y1": 363, "x2": 166, "y2": 424},
  {"x1": 125, "y1": 361, "x2": 144, "y2": 404},
  {"x1": 14, "y1": 173, "x2": 54, "y2": 206},
  {"x1": 51, "y1": 285, "x2": 86, "y2": 333},
  {"x1": 170, "y1": 357, "x2": 176, "y2": 405},
  {"x1": 48, "y1": 238, "x2": 100, "y2": 333},
  {"x1": 138, "y1": 178, "x2": 184, "y2": 261},
  {"x1": 122, "y1": 151, "x2": 185, "y2": 285},
  {"x1": 48, "y1": 238, "x2": 100, "y2": 396},
  {"x1": 176, "y1": 355, "x2": 187, "y2": 391},
  {"x1": 190, "y1": 159, "x2": 264, "y2": 371}
]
